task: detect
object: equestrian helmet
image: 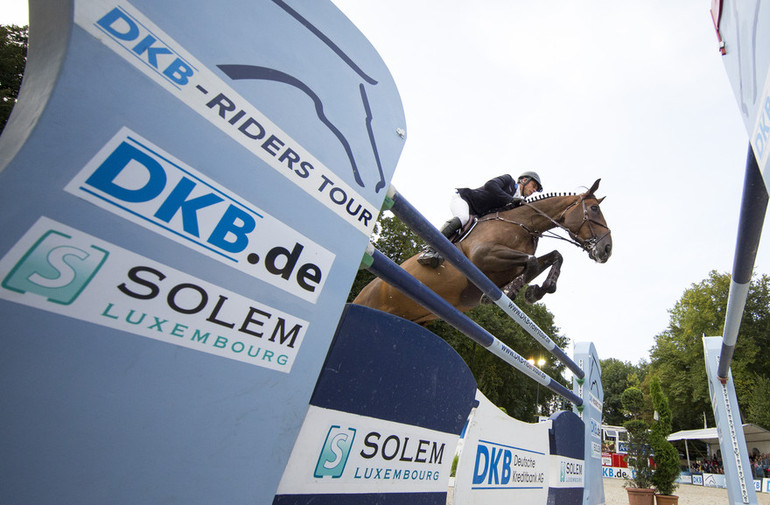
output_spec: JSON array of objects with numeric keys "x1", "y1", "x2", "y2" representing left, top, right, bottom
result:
[{"x1": 519, "y1": 171, "x2": 543, "y2": 192}]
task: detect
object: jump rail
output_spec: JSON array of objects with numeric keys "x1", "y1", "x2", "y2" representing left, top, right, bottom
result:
[
  {"x1": 717, "y1": 146, "x2": 769, "y2": 381},
  {"x1": 362, "y1": 243, "x2": 583, "y2": 406},
  {"x1": 383, "y1": 185, "x2": 585, "y2": 380}
]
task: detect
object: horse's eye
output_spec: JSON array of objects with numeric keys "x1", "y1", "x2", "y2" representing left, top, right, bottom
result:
[{"x1": 591, "y1": 205, "x2": 599, "y2": 212}]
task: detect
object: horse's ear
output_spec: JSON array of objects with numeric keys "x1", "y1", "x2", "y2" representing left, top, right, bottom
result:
[
  {"x1": 597, "y1": 196, "x2": 606, "y2": 204},
  {"x1": 587, "y1": 178, "x2": 601, "y2": 195}
]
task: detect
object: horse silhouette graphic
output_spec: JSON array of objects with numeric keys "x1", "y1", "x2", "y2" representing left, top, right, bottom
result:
[{"x1": 217, "y1": 0, "x2": 391, "y2": 193}]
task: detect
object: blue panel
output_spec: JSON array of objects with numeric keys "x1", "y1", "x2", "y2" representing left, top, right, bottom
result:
[
  {"x1": 0, "y1": 307, "x2": 284, "y2": 504},
  {"x1": 547, "y1": 411, "x2": 585, "y2": 505},
  {"x1": 310, "y1": 304, "x2": 478, "y2": 436},
  {"x1": 549, "y1": 410, "x2": 585, "y2": 459},
  {"x1": 548, "y1": 487, "x2": 583, "y2": 505},
  {"x1": 0, "y1": 1, "x2": 406, "y2": 504}
]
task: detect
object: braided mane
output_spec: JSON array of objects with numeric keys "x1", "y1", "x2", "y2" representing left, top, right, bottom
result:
[
  {"x1": 526, "y1": 191, "x2": 577, "y2": 203},
  {"x1": 491, "y1": 191, "x2": 576, "y2": 212}
]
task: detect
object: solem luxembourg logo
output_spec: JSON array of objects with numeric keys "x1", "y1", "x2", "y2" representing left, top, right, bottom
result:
[
  {"x1": 314, "y1": 426, "x2": 356, "y2": 479},
  {"x1": 2, "y1": 230, "x2": 108, "y2": 305},
  {"x1": 559, "y1": 459, "x2": 584, "y2": 484}
]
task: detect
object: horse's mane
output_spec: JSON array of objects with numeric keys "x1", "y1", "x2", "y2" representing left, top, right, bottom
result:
[
  {"x1": 490, "y1": 191, "x2": 578, "y2": 213},
  {"x1": 526, "y1": 191, "x2": 578, "y2": 203}
]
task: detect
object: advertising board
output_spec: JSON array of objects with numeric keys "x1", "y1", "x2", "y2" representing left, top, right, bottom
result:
[{"x1": 0, "y1": 1, "x2": 404, "y2": 503}]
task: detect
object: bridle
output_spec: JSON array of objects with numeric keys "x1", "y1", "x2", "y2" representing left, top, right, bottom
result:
[{"x1": 480, "y1": 194, "x2": 611, "y2": 254}]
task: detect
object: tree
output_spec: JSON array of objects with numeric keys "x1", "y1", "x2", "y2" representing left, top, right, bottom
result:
[
  {"x1": 650, "y1": 270, "x2": 770, "y2": 431},
  {"x1": 746, "y1": 375, "x2": 770, "y2": 430},
  {"x1": 622, "y1": 386, "x2": 653, "y2": 489},
  {"x1": 649, "y1": 376, "x2": 679, "y2": 496},
  {"x1": 346, "y1": 211, "x2": 425, "y2": 302},
  {"x1": 0, "y1": 24, "x2": 28, "y2": 134},
  {"x1": 621, "y1": 387, "x2": 644, "y2": 419},
  {"x1": 428, "y1": 293, "x2": 567, "y2": 422},
  {"x1": 601, "y1": 358, "x2": 648, "y2": 426}
]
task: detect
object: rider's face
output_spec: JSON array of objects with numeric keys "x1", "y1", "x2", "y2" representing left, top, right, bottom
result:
[{"x1": 521, "y1": 179, "x2": 539, "y2": 197}]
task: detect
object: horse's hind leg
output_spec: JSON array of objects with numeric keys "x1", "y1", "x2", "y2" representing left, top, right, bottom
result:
[{"x1": 524, "y1": 250, "x2": 563, "y2": 303}]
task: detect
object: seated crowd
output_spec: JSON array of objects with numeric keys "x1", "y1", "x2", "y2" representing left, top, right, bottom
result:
[
  {"x1": 751, "y1": 453, "x2": 770, "y2": 479},
  {"x1": 689, "y1": 453, "x2": 770, "y2": 478}
]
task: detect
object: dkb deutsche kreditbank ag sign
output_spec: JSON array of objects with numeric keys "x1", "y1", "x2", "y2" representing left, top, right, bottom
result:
[{"x1": 0, "y1": 1, "x2": 404, "y2": 503}]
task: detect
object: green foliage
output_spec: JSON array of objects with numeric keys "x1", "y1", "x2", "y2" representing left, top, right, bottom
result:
[
  {"x1": 650, "y1": 271, "x2": 770, "y2": 432},
  {"x1": 623, "y1": 417, "x2": 653, "y2": 489},
  {"x1": 649, "y1": 376, "x2": 679, "y2": 496},
  {"x1": 346, "y1": 212, "x2": 425, "y2": 302},
  {"x1": 622, "y1": 385, "x2": 654, "y2": 488},
  {"x1": 428, "y1": 294, "x2": 566, "y2": 422},
  {"x1": 746, "y1": 375, "x2": 770, "y2": 430},
  {"x1": 601, "y1": 358, "x2": 648, "y2": 425},
  {"x1": 649, "y1": 377, "x2": 671, "y2": 439},
  {"x1": 621, "y1": 387, "x2": 644, "y2": 419},
  {"x1": 372, "y1": 211, "x2": 426, "y2": 262},
  {"x1": 651, "y1": 441, "x2": 679, "y2": 496},
  {"x1": 0, "y1": 24, "x2": 28, "y2": 134}
]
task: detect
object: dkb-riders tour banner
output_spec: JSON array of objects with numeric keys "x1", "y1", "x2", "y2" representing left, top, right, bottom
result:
[{"x1": 0, "y1": 1, "x2": 405, "y2": 503}]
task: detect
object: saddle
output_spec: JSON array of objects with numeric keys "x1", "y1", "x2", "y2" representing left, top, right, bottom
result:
[
  {"x1": 451, "y1": 200, "x2": 527, "y2": 243},
  {"x1": 451, "y1": 217, "x2": 479, "y2": 244}
]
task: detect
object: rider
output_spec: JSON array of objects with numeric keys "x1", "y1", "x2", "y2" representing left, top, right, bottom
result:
[{"x1": 418, "y1": 171, "x2": 543, "y2": 268}]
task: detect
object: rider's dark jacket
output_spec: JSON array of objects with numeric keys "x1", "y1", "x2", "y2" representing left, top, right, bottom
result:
[{"x1": 456, "y1": 174, "x2": 520, "y2": 216}]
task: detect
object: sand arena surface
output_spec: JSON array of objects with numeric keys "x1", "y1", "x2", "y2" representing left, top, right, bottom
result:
[
  {"x1": 602, "y1": 477, "x2": 770, "y2": 505},
  {"x1": 447, "y1": 476, "x2": 770, "y2": 504}
]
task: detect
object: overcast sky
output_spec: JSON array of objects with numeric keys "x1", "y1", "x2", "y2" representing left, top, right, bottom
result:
[
  {"x1": 329, "y1": 0, "x2": 770, "y2": 367},
  {"x1": 3, "y1": 1, "x2": 769, "y2": 366}
]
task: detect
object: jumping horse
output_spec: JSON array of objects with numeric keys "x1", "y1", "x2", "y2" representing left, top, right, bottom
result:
[{"x1": 353, "y1": 179, "x2": 612, "y2": 324}]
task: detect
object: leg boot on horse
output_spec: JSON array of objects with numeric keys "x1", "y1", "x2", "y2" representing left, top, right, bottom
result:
[
  {"x1": 523, "y1": 250, "x2": 563, "y2": 303},
  {"x1": 417, "y1": 217, "x2": 462, "y2": 268}
]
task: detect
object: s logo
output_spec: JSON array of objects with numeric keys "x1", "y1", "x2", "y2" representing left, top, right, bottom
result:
[
  {"x1": 2, "y1": 230, "x2": 108, "y2": 305},
  {"x1": 314, "y1": 425, "x2": 356, "y2": 478}
]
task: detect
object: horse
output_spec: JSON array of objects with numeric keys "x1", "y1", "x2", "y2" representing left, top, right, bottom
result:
[{"x1": 353, "y1": 179, "x2": 612, "y2": 324}]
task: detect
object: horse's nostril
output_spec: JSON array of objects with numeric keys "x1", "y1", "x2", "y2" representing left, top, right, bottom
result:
[{"x1": 605, "y1": 244, "x2": 612, "y2": 254}]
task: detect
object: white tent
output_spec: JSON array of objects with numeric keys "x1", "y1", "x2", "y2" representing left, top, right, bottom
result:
[{"x1": 668, "y1": 424, "x2": 770, "y2": 469}]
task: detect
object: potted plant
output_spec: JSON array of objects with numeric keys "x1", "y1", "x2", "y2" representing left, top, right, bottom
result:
[
  {"x1": 622, "y1": 386, "x2": 654, "y2": 505},
  {"x1": 650, "y1": 377, "x2": 679, "y2": 505}
]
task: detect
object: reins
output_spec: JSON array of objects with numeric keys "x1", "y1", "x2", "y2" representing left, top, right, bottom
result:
[{"x1": 478, "y1": 194, "x2": 610, "y2": 253}]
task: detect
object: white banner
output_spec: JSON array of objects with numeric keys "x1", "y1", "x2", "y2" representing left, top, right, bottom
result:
[
  {"x1": 0, "y1": 217, "x2": 307, "y2": 371},
  {"x1": 452, "y1": 391, "x2": 550, "y2": 505},
  {"x1": 66, "y1": 127, "x2": 335, "y2": 303},
  {"x1": 277, "y1": 405, "x2": 458, "y2": 495}
]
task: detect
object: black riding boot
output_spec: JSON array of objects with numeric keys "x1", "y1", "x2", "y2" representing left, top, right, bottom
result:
[{"x1": 417, "y1": 217, "x2": 462, "y2": 268}]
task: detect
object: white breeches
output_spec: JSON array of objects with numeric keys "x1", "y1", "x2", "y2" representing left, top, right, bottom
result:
[{"x1": 450, "y1": 192, "x2": 470, "y2": 226}]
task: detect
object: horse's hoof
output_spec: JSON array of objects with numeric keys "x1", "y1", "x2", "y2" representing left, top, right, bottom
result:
[
  {"x1": 524, "y1": 286, "x2": 541, "y2": 304},
  {"x1": 480, "y1": 294, "x2": 493, "y2": 305}
]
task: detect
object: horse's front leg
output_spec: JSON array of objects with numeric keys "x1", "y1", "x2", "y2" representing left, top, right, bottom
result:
[
  {"x1": 524, "y1": 250, "x2": 563, "y2": 303},
  {"x1": 501, "y1": 255, "x2": 538, "y2": 301}
]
